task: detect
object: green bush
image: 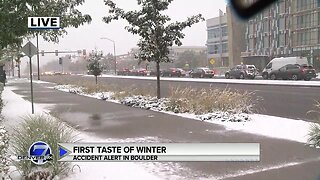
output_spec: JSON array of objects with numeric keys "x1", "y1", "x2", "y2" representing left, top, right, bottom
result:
[{"x1": 11, "y1": 114, "x2": 76, "y2": 179}]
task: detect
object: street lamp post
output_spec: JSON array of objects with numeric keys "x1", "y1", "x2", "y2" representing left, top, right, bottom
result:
[{"x1": 100, "y1": 37, "x2": 116, "y2": 75}]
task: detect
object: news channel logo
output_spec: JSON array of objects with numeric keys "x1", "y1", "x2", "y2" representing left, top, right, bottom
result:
[{"x1": 18, "y1": 141, "x2": 53, "y2": 165}]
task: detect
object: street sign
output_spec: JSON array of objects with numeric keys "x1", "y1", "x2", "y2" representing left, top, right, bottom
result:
[
  {"x1": 22, "y1": 41, "x2": 38, "y2": 114},
  {"x1": 210, "y1": 58, "x2": 216, "y2": 65},
  {"x1": 22, "y1": 42, "x2": 38, "y2": 58}
]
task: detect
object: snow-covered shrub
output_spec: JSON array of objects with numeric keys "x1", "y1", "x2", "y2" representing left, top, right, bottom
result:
[
  {"x1": 168, "y1": 86, "x2": 260, "y2": 115},
  {"x1": 120, "y1": 96, "x2": 170, "y2": 111},
  {"x1": 0, "y1": 85, "x2": 10, "y2": 180},
  {"x1": 308, "y1": 101, "x2": 320, "y2": 147},
  {"x1": 197, "y1": 112, "x2": 250, "y2": 122},
  {"x1": 0, "y1": 126, "x2": 10, "y2": 180},
  {"x1": 11, "y1": 114, "x2": 76, "y2": 179},
  {"x1": 308, "y1": 123, "x2": 320, "y2": 147}
]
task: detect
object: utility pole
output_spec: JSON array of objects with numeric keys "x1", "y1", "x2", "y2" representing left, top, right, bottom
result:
[
  {"x1": 101, "y1": 37, "x2": 117, "y2": 75},
  {"x1": 113, "y1": 42, "x2": 117, "y2": 75},
  {"x1": 36, "y1": 33, "x2": 40, "y2": 80}
]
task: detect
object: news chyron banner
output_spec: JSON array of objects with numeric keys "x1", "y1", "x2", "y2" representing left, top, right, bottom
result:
[{"x1": 58, "y1": 143, "x2": 260, "y2": 162}]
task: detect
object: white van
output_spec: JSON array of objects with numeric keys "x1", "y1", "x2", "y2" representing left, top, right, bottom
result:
[{"x1": 262, "y1": 57, "x2": 309, "y2": 79}]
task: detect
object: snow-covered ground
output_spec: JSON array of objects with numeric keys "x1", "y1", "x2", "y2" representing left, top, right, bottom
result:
[
  {"x1": 85, "y1": 74, "x2": 320, "y2": 87},
  {"x1": 2, "y1": 80, "x2": 319, "y2": 179},
  {"x1": 53, "y1": 84, "x2": 317, "y2": 144}
]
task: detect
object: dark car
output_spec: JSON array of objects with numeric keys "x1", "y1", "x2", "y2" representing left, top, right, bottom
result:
[
  {"x1": 225, "y1": 65, "x2": 256, "y2": 79},
  {"x1": 117, "y1": 68, "x2": 130, "y2": 76},
  {"x1": 161, "y1": 68, "x2": 185, "y2": 77},
  {"x1": 149, "y1": 69, "x2": 164, "y2": 76},
  {"x1": 189, "y1": 67, "x2": 214, "y2": 78},
  {"x1": 268, "y1": 64, "x2": 317, "y2": 81}
]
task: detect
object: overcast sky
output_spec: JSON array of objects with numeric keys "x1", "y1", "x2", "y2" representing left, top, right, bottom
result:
[{"x1": 23, "y1": 0, "x2": 227, "y2": 67}]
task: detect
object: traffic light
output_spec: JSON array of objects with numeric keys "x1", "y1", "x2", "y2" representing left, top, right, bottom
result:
[
  {"x1": 41, "y1": 50, "x2": 45, "y2": 56},
  {"x1": 83, "y1": 49, "x2": 86, "y2": 56},
  {"x1": 55, "y1": 50, "x2": 58, "y2": 56},
  {"x1": 59, "y1": 57, "x2": 63, "y2": 65}
]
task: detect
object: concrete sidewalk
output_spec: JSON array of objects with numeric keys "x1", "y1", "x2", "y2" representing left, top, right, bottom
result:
[{"x1": 6, "y1": 79, "x2": 320, "y2": 180}]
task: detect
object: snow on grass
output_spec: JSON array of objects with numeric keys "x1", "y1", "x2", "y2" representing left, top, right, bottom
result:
[
  {"x1": 203, "y1": 114, "x2": 315, "y2": 144},
  {"x1": 162, "y1": 111, "x2": 315, "y2": 143},
  {"x1": 94, "y1": 74, "x2": 320, "y2": 87},
  {"x1": 1, "y1": 86, "x2": 53, "y2": 133},
  {"x1": 53, "y1": 84, "x2": 316, "y2": 144}
]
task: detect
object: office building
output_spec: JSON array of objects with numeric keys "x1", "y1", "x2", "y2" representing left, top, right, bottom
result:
[
  {"x1": 206, "y1": 7, "x2": 246, "y2": 68},
  {"x1": 242, "y1": 0, "x2": 320, "y2": 69}
]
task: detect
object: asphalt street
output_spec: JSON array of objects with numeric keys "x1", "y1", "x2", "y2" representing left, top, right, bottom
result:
[
  {"x1": 42, "y1": 75, "x2": 320, "y2": 122},
  {"x1": 6, "y1": 79, "x2": 320, "y2": 180}
]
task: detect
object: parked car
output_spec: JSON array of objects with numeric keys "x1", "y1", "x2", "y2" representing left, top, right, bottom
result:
[
  {"x1": 268, "y1": 64, "x2": 317, "y2": 81},
  {"x1": 117, "y1": 68, "x2": 130, "y2": 76},
  {"x1": 247, "y1": 65, "x2": 258, "y2": 76},
  {"x1": 176, "y1": 68, "x2": 186, "y2": 77},
  {"x1": 225, "y1": 65, "x2": 256, "y2": 79},
  {"x1": 262, "y1": 57, "x2": 308, "y2": 79},
  {"x1": 129, "y1": 68, "x2": 147, "y2": 76},
  {"x1": 189, "y1": 67, "x2": 214, "y2": 78},
  {"x1": 149, "y1": 69, "x2": 162, "y2": 76},
  {"x1": 161, "y1": 68, "x2": 185, "y2": 77}
]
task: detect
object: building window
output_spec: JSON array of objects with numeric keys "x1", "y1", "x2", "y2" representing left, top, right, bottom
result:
[
  {"x1": 279, "y1": 1, "x2": 286, "y2": 14},
  {"x1": 208, "y1": 28, "x2": 220, "y2": 39},
  {"x1": 208, "y1": 44, "x2": 220, "y2": 54},
  {"x1": 249, "y1": 23, "x2": 255, "y2": 35},
  {"x1": 263, "y1": 36, "x2": 270, "y2": 48},
  {"x1": 279, "y1": 17, "x2": 286, "y2": 30},
  {"x1": 222, "y1": 43, "x2": 228, "y2": 53},
  {"x1": 263, "y1": 21, "x2": 269, "y2": 32},
  {"x1": 263, "y1": 8, "x2": 269, "y2": 17},
  {"x1": 221, "y1": 26, "x2": 228, "y2": 37},
  {"x1": 279, "y1": 33, "x2": 285, "y2": 47},
  {"x1": 249, "y1": 39, "x2": 255, "y2": 50}
]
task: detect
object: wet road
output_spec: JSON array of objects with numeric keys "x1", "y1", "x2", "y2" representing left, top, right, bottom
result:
[
  {"x1": 7, "y1": 80, "x2": 320, "y2": 180},
  {"x1": 42, "y1": 75, "x2": 320, "y2": 122}
]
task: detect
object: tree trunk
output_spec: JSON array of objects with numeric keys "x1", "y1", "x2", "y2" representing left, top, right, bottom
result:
[
  {"x1": 11, "y1": 57, "x2": 14, "y2": 77},
  {"x1": 156, "y1": 61, "x2": 161, "y2": 99},
  {"x1": 18, "y1": 64, "x2": 21, "y2": 78},
  {"x1": 95, "y1": 76, "x2": 98, "y2": 84}
]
